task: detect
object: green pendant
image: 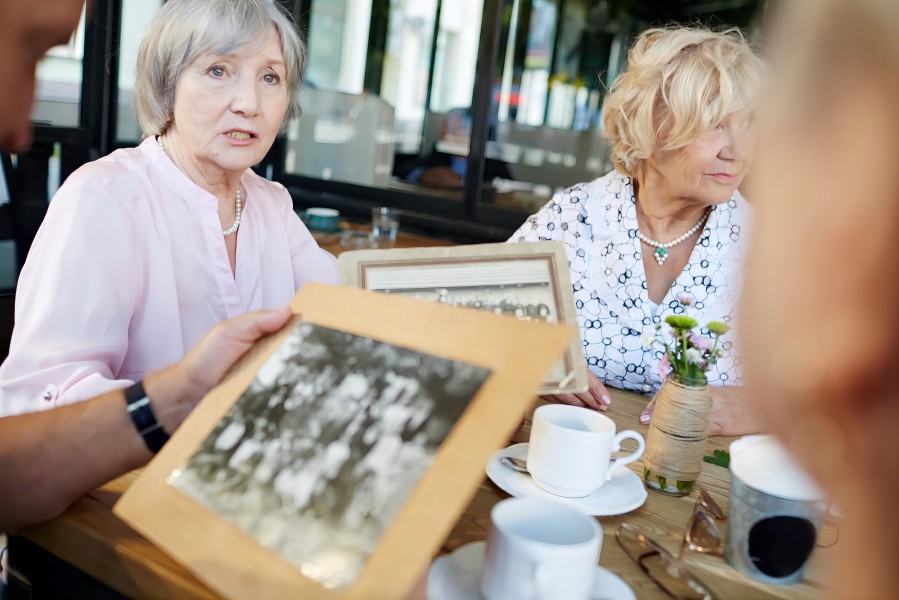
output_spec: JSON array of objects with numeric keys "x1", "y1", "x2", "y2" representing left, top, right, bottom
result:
[{"x1": 654, "y1": 247, "x2": 669, "y2": 265}]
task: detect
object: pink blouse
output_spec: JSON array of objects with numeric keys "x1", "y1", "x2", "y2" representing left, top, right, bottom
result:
[{"x1": 0, "y1": 137, "x2": 338, "y2": 416}]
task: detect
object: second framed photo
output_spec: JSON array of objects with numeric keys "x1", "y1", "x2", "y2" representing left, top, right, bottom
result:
[{"x1": 339, "y1": 241, "x2": 587, "y2": 395}]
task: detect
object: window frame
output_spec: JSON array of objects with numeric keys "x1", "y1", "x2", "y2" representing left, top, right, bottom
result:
[
  {"x1": 275, "y1": 0, "x2": 530, "y2": 241},
  {"x1": 93, "y1": 0, "x2": 763, "y2": 243}
]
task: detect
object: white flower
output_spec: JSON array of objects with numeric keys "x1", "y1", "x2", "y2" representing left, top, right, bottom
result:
[
  {"x1": 686, "y1": 348, "x2": 703, "y2": 365},
  {"x1": 640, "y1": 331, "x2": 656, "y2": 349}
]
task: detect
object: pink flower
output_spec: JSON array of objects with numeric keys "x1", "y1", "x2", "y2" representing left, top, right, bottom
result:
[
  {"x1": 676, "y1": 293, "x2": 695, "y2": 306},
  {"x1": 689, "y1": 333, "x2": 713, "y2": 352},
  {"x1": 658, "y1": 354, "x2": 673, "y2": 379}
]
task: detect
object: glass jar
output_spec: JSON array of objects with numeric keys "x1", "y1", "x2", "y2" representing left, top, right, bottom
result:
[{"x1": 642, "y1": 375, "x2": 712, "y2": 496}]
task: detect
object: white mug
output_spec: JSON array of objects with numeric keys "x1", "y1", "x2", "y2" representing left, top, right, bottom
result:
[
  {"x1": 527, "y1": 404, "x2": 645, "y2": 498},
  {"x1": 480, "y1": 497, "x2": 602, "y2": 600}
]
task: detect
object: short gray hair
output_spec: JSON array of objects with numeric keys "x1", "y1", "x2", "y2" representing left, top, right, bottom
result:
[{"x1": 133, "y1": 0, "x2": 306, "y2": 138}]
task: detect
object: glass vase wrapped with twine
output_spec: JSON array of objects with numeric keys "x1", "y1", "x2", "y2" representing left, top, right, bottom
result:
[
  {"x1": 639, "y1": 294, "x2": 731, "y2": 496},
  {"x1": 643, "y1": 374, "x2": 712, "y2": 495}
]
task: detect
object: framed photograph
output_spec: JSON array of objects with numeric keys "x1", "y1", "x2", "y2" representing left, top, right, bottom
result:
[
  {"x1": 115, "y1": 283, "x2": 572, "y2": 600},
  {"x1": 339, "y1": 241, "x2": 587, "y2": 395}
]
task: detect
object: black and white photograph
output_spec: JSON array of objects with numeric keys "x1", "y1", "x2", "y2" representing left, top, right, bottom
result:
[
  {"x1": 168, "y1": 321, "x2": 491, "y2": 590},
  {"x1": 338, "y1": 242, "x2": 587, "y2": 394},
  {"x1": 379, "y1": 280, "x2": 557, "y2": 324}
]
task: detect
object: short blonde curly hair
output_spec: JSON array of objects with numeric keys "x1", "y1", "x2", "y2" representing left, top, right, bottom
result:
[{"x1": 602, "y1": 26, "x2": 763, "y2": 176}]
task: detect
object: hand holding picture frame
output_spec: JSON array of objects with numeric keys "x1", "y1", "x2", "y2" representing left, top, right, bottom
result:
[
  {"x1": 114, "y1": 283, "x2": 573, "y2": 600},
  {"x1": 339, "y1": 241, "x2": 588, "y2": 395}
]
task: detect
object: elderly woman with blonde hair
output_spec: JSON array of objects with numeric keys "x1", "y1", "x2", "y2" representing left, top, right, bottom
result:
[
  {"x1": 0, "y1": 0, "x2": 337, "y2": 416},
  {"x1": 511, "y1": 26, "x2": 762, "y2": 435}
]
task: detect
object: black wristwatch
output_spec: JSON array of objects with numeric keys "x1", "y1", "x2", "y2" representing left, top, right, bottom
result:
[{"x1": 124, "y1": 381, "x2": 170, "y2": 453}]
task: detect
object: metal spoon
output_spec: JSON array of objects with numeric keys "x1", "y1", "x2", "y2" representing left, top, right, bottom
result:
[{"x1": 500, "y1": 456, "x2": 530, "y2": 474}]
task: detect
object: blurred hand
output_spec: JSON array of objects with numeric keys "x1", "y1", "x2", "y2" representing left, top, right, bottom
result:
[
  {"x1": 418, "y1": 166, "x2": 463, "y2": 188},
  {"x1": 707, "y1": 385, "x2": 762, "y2": 436},
  {"x1": 542, "y1": 370, "x2": 611, "y2": 411},
  {"x1": 638, "y1": 384, "x2": 762, "y2": 436},
  {"x1": 739, "y1": 3, "x2": 899, "y2": 597}
]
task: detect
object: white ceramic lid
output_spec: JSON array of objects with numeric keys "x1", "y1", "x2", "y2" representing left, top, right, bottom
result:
[
  {"x1": 306, "y1": 207, "x2": 339, "y2": 216},
  {"x1": 729, "y1": 435, "x2": 824, "y2": 501}
]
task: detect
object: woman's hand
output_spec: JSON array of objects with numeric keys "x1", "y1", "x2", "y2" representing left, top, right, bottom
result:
[
  {"x1": 639, "y1": 384, "x2": 763, "y2": 436},
  {"x1": 542, "y1": 371, "x2": 612, "y2": 411},
  {"x1": 707, "y1": 385, "x2": 763, "y2": 436}
]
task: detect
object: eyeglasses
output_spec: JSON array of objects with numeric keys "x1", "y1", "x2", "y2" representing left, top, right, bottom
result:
[
  {"x1": 679, "y1": 488, "x2": 727, "y2": 560},
  {"x1": 616, "y1": 522, "x2": 717, "y2": 600}
]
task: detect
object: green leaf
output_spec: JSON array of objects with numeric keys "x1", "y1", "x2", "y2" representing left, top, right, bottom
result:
[
  {"x1": 702, "y1": 449, "x2": 731, "y2": 469},
  {"x1": 657, "y1": 475, "x2": 668, "y2": 489},
  {"x1": 676, "y1": 479, "x2": 695, "y2": 493}
]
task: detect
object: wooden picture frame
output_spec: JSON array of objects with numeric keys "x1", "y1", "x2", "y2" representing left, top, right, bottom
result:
[
  {"x1": 339, "y1": 241, "x2": 587, "y2": 395},
  {"x1": 114, "y1": 283, "x2": 572, "y2": 600}
]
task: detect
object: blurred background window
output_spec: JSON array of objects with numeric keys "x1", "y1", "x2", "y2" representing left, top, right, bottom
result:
[
  {"x1": 9, "y1": 0, "x2": 765, "y2": 259},
  {"x1": 116, "y1": 0, "x2": 166, "y2": 143},
  {"x1": 286, "y1": 0, "x2": 486, "y2": 204},
  {"x1": 30, "y1": 4, "x2": 87, "y2": 128},
  {"x1": 482, "y1": 0, "x2": 618, "y2": 214},
  {"x1": 284, "y1": 0, "x2": 761, "y2": 227}
]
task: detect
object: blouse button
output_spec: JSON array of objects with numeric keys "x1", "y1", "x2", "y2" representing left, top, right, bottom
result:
[
  {"x1": 641, "y1": 384, "x2": 652, "y2": 393},
  {"x1": 41, "y1": 384, "x2": 59, "y2": 402}
]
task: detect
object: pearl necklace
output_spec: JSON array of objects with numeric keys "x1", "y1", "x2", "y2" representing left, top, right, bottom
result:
[
  {"x1": 220, "y1": 188, "x2": 242, "y2": 237},
  {"x1": 156, "y1": 136, "x2": 242, "y2": 237},
  {"x1": 637, "y1": 206, "x2": 711, "y2": 266}
]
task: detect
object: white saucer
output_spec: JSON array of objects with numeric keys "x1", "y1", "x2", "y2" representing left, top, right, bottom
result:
[
  {"x1": 427, "y1": 541, "x2": 636, "y2": 600},
  {"x1": 485, "y1": 443, "x2": 647, "y2": 517}
]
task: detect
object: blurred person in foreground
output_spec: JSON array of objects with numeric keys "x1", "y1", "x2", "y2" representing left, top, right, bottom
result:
[
  {"x1": 0, "y1": 0, "x2": 292, "y2": 532},
  {"x1": 0, "y1": 0, "x2": 337, "y2": 417},
  {"x1": 510, "y1": 26, "x2": 762, "y2": 435},
  {"x1": 743, "y1": 0, "x2": 899, "y2": 597}
]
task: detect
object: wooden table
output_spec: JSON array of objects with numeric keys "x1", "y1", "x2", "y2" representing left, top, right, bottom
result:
[
  {"x1": 16, "y1": 389, "x2": 837, "y2": 599},
  {"x1": 311, "y1": 222, "x2": 450, "y2": 258}
]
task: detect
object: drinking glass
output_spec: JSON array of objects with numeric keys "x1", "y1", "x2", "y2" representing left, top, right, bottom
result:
[{"x1": 371, "y1": 207, "x2": 401, "y2": 244}]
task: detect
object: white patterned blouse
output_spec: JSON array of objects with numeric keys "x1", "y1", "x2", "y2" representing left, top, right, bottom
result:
[{"x1": 509, "y1": 171, "x2": 752, "y2": 395}]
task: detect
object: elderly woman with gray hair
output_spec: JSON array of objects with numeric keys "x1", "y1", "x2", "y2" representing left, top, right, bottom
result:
[
  {"x1": 511, "y1": 26, "x2": 763, "y2": 435},
  {"x1": 0, "y1": 0, "x2": 337, "y2": 416}
]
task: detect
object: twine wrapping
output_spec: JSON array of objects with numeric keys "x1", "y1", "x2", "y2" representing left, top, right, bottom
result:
[{"x1": 643, "y1": 377, "x2": 713, "y2": 482}]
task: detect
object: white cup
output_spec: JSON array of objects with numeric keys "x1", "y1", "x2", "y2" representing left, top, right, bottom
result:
[
  {"x1": 527, "y1": 404, "x2": 645, "y2": 498},
  {"x1": 480, "y1": 497, "x2": 602, "y2": 600}
]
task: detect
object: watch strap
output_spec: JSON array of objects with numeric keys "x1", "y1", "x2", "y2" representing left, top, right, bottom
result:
[{"x1": 124, "y1": 381, "x2": 170, "y2": 453}]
